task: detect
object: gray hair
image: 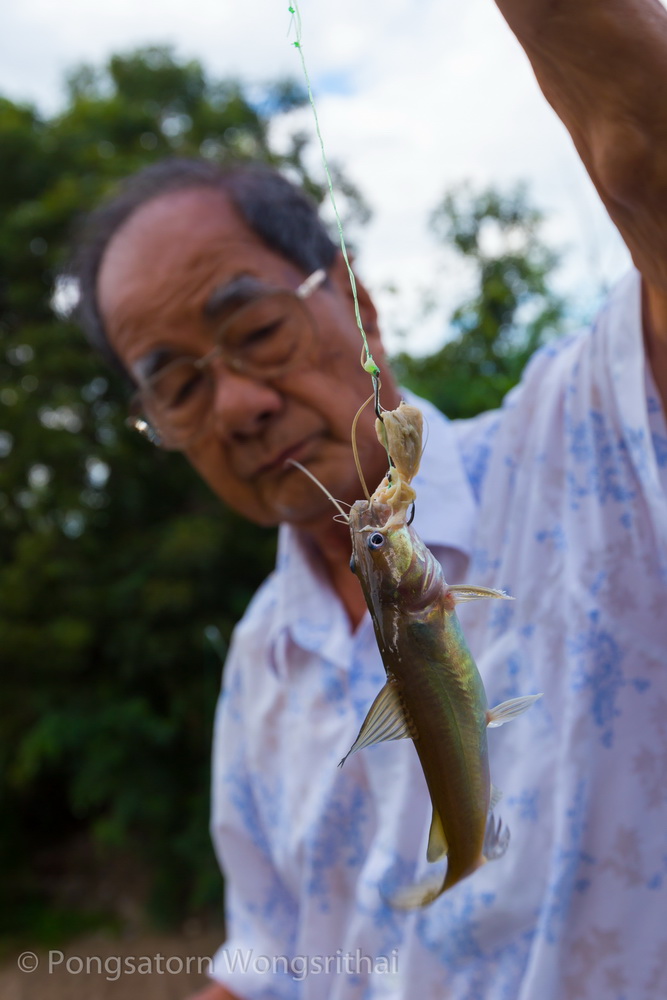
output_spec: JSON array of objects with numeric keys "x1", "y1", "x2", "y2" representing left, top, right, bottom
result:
[{"x1": 70, "y1": 159, "x2": 338, "y2": 375}]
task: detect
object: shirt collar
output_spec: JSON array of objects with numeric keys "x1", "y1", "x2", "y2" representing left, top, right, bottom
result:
[{"x1": 265, "y1": 524, "x2": 351, "y2": 675}]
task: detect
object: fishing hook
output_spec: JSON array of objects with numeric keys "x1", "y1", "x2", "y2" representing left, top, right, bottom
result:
[{"x1": 373, "y1": 374, "x2": 382, "y2": 420}]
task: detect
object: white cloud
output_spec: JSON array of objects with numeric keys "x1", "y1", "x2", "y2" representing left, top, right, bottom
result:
[{"x1": 0, "y1": 0, "x2": 637, "y2": 351}]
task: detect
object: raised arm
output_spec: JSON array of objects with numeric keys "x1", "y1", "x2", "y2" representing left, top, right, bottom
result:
[{"x1": 492, "y1": 0, "x2": 667, "y2": 395}]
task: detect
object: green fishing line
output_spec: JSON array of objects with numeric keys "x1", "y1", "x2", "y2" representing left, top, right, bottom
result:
[{"x1": 288, "y1": 2, "x2": 381, "y2": 383}]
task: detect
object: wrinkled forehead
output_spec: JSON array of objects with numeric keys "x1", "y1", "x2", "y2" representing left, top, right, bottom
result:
[{"x1": 97, "y1": 186, "x2": 302, "y2": 336}]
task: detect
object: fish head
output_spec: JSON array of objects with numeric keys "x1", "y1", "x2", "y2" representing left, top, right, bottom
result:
[{"x1": 349, "y1": 499, "x2": 416, "y2": 601}]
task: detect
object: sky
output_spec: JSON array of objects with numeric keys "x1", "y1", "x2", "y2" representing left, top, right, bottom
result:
[{"x1": 0, "y1": 0, "x2": 638, "y2": 353}]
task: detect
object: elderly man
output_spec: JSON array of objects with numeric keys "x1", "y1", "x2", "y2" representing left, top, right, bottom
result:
[{"x1": 75, "y1": 1, "x2": 667, "y2": 998}]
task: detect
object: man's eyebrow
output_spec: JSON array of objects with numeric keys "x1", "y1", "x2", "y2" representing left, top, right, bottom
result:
[
  {"x1": 133, "y1": 348, "x2": 179, "y2": 383},
  {"x1": 203, "y1": 274, "x2": 270, "y2": 320}
]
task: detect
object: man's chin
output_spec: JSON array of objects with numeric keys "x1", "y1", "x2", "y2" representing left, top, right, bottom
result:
[
  {"x1": 228, "y1": 458, "x2": 360, "y2": 530},
  {"x1": 270, "y1": 480, "x2": 348, "y2": 531},
  {"x1": 272, "y1": 498, "x2": 335, "y2": 529}
]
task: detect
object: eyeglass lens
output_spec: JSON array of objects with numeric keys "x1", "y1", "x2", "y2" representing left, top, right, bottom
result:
[{"x1": 140, "y1": 290, "x2": 314, "y2": 448}]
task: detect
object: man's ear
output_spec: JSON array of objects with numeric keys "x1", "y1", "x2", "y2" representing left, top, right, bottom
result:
[{"x1": 328, "y1": 251, "x2": 380, "y2": 341}]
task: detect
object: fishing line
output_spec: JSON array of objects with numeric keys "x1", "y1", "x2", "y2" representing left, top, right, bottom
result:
[
  {"x1": 288, "y1": 1, "x2": 381, "y2": 396},
  {"x1": 288, "y1": 2, "x2": 398, "y2": 494},
  {"x1": 350, "y1": 393, "x2": 374, "y2": 501},
  {"x1": 286, "y1": 459, "x2": 351, "y2": 521}
]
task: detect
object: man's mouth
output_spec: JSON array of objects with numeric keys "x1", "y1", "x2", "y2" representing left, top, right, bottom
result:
[{"x1": 253, "y1": 438, "x2": 318, "y2": 478}]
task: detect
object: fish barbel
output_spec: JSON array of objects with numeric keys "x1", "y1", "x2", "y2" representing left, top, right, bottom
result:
[{"x1": 342, "y1": 402, "x2": 541, "y2": 906}]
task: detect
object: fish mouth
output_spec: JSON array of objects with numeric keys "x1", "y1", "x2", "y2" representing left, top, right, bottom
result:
[{"x1": 349, "y1": 498, "x2": 393, "y2": 527}]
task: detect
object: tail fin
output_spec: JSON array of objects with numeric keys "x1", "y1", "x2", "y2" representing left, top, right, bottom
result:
[{"x1": 385, "y1": 871, "x2": 448, "y2": 910}]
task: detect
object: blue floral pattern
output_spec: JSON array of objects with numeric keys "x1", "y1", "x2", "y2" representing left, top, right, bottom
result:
[{"x1": 209, "y1": 272, "x2": 667, "y2": 999}]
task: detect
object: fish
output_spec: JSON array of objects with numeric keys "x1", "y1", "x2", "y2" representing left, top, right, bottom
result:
[{"x1": 340, "y1": 401, "x2": 541, "y2": 907}]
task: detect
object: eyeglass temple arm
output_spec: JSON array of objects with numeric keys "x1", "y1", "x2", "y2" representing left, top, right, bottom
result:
[{"x1": 296, "y1": 268, "x2": 327, "y2": 299}]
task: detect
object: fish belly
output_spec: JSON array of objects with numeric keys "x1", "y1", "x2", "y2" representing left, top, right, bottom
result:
[{"x1": 394, "y1": 620, "x2": 491, "y2": 890}]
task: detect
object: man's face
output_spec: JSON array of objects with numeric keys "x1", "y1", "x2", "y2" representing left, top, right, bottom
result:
[{"x1": 98, "y1": 187, "x2": 399, "y2": 529}]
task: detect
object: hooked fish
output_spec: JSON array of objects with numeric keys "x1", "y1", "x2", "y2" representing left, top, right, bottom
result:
[{"x1": 340, "y1": 401, "x2": 541, "y2": 907}]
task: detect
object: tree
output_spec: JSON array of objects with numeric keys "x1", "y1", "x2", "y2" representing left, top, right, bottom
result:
[
  {"x1": 0, "y1": 46, "x2": 367, "y2": 938},
  {"x1": 0, "y1": 47, "x2": 566, "y2": 940},
  {"x1": 392, "y1": 183, "x2": 567, "y2": 417}
]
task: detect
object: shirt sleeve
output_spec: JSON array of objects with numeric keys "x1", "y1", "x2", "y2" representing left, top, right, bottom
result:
[{"x1": 208, "y1": 641, "x2": 299, "y2": 999}]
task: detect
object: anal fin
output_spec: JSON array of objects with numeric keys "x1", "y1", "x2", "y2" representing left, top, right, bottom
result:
[{"x1": 427, "y1": 808, "x2": 448, "y2": 863}]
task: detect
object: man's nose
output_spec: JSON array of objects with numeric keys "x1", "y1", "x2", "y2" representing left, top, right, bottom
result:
[{"x1": 209, "y1": 361, "x2": 283, "y2": 441}]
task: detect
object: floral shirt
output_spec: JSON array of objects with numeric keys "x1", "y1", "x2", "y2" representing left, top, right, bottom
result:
[{"x1": 210, "y1": 271, "x2": 667, "y2": 1000}]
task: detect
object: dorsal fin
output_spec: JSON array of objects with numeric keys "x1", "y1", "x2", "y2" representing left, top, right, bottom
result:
[{"x1": 486, "y1": 694, "x2": 542, "y2": 728}]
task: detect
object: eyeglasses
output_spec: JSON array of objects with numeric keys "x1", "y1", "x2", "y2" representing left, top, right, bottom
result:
[{"x1": 128, "y1": 268, "x2": 327, "y2": 450}]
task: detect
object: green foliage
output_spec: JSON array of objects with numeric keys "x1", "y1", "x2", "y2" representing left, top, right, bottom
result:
[
  {"x1": 0, "y1": 47, "x2": 566, "y2": 940},
  {"x1": 0, "y1": 46, "x2": 366, "y2": 938},
  {"x1": 392, "y1": 182, "x2": 567, "y2": 417}
]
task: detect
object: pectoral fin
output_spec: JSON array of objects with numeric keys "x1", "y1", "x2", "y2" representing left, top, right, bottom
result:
[
  {"x1": 427, "y1": 808, "x2": 448, "y2": 863},
  {"x1": 338, "y1": 679, "x2": 413, "y2": 767},
  {"x1": 448, "y1": 585, "x2": 514, "y2": 602},
  {"x1": 486, "y1": 693, "x2": 542, "y2": 728}
]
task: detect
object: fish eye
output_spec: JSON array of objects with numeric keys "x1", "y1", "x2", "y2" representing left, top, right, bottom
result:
[{"x1": 368, "y1": 532, "x2": 385, "y2": 550}]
